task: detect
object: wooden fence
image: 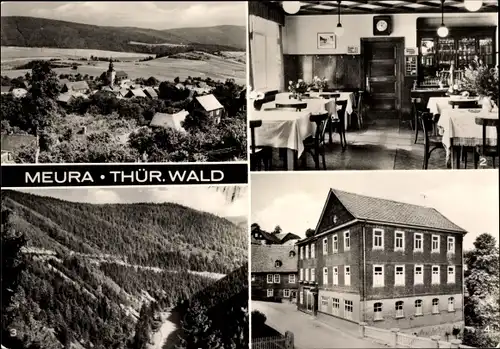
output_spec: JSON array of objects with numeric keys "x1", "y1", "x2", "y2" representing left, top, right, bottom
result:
[{"x1": 252, "y1": 331, "x2": 294, "y2": 349}]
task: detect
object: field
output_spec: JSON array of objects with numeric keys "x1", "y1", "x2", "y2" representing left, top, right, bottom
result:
[{"x1": 1, "y1": 46, "x2": 246, "y2": 85}]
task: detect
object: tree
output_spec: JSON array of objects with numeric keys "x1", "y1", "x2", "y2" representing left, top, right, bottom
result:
[
  {"x1": 177, "y1": 299, "x2": 221, "y2": 349},
  {"x1": 130, "y1": 304, "x2": 152, "y2": 349},
  {"x1": 305, "y1": 229, "x2": 315, "y2": 238},
  {"x1": 463, "y1": 233, "x2": 500, "y2": 347},
  {"x1": 272, "y1": 226, "x2": 282, "y2": 235}
]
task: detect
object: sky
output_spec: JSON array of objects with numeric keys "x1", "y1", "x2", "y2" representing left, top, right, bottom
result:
[
  {"x1": 0, "y1": 1, "x2": 246, "y2": 29},
  {"x1": 251, "y1": 170, "x2": 499, "y2": 251},
  {"x1": 18, "y1": 186, "x2": 248, "y2": 218}
]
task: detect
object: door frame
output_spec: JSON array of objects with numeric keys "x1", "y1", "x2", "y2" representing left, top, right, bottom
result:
[{"x1": 360, "y1": 37, "x2": 405, "y2": 123}]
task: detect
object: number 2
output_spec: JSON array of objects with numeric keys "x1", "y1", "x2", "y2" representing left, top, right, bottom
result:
[{"x1": 479, "y1": 157, "x2": 487, "y2": 167}]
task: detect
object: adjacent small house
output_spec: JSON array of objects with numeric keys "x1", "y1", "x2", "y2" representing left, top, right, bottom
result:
[
  {"x1": 61, "y1": 81, "x2": 90, "y2": 94},
  {"x1": 143, "y1": 87, "x2": 158, "y2": 99},
  {"x1": 251, "y1": 245, "x2": 298, "y2": 303},
  {"x1": 150, "y1": 110, "x2": 189, "y2": 132},
  {"x1": 194, "y1": 94, "x2": 224, "y2": 124},
  {"x1": 56, "y1": 92, "x2": 88, "y2": 105},
  {"x1": 115, "y1": 71, "x2": 128, "y2": 82}
]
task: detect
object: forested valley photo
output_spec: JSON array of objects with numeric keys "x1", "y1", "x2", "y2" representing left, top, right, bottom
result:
[{"x1": 1, "y1": 187, "x2": 248, "y2": 349}]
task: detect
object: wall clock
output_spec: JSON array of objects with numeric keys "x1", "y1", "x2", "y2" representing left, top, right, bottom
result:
[{"x1": 373, "y1": 16, "x2": 392, "y2": 36}]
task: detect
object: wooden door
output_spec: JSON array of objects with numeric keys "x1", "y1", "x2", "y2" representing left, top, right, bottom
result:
[{"x1": 363, "y1": 38, "x2": 404, "y2": 120}]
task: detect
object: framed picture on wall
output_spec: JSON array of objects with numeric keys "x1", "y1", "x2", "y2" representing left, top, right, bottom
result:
[{"x1": 317, "y1": 33, "x2": 336, "y2": 49}]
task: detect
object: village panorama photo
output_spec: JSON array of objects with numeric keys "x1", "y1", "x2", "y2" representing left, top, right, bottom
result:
[{"x1": 1, "y1": 1, "x2": 247, "y2": 163}]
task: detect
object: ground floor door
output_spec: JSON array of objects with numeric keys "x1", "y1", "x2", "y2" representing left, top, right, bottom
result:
[{"x1": 306, "y1": 291, "x2": 314, "y2": 312}]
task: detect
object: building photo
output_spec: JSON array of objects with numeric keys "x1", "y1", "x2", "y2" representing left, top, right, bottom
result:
[
  {"x1": 250, "y1": 170, "x2": 499, "y2": 348},
  {"x1": 248, "y1": 1, "x2": 499, "y2": 171}
]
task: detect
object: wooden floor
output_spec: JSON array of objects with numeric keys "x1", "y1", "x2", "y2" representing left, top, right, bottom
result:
[{"x1": 264, "y1": 120, "x2": 496, "y2": 171}]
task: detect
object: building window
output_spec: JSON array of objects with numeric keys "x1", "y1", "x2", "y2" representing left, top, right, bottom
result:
[
  {"x1": 251, "y1": 275, "x2": 256, "y2": 282},
  {"x1": 284, "y1": 289, "x2": 290, "y2": 298},
  {"x1": 447, "y1": 266, "x2": 456, "y2": 284},
  {"x1": 415, "y1": 299, "x2": 423, "y2": 316},
  {"x1": 300, "y1": 246, "x2": 304, "y2": 259},
  {"x1": 344, "y1": 300, "x2": 353, "y2": 320},
  {"x1": 374, "y1": 302, "x2": 383, "y2": 321},
  {"x1": 289, "y1": 250, "x2": 296, "y2": 258},
  {"x1": 373, "y1": 265, "x2": 384, "y2": 287},
  {"x1": 267, "y1": 274, "x2": 273, "y2": 284},
  {"x1": 344, "y1": 231, "x2": 350, "y2": 251},
  {"x1": 311, "y1": 268, "x2": 316, "y2": 282},
  {"x1": 323, "y1": 238, "x2": 328, "y2": 255},
  {"x1": 321, "y1": 296, "x2": 328, "y2": 312},
  {"x1": 289, "y1": 274, "x2": 296, "y2": 284},
  {"x1": 305, "y1": 268, "x2": 309, "y2": 281},
  {"x1": 300, "y1": 292, "x2": 304, "y2": 304},
  {"x1": 332, "y1": 298, "x2": 340, "y2": 316},
  {"x1": 414, "y1": 233, "x2": 423, "y2": 252},
  {"x1": 432, "y1": 265, "x2": 440, "y2": 284},
  {"x1": 311, "y1": 244, "x2": 315, "y2": 258},
  {"x1": 267, "y1": 289, "x2": 273, "y2": 297},
  {"x1": 447, "y1": 236, "x2": 455, "y2": 254},
  {"x1": 344, "y1": 266, "x2": 351, "y2": 286},
  {"x1": 305, "y1": 245, "x2": 309, "y2": 259},
  {"x1": 373, "y1": 229, "x2": 384, "y2": 250},
  {"x1": 395, "y1": 231, "x2": 405, "y2": 252},
  {"x1": 299, "y1": 269, "x2": 303, "y2": 281},
  {"x1": 432, "y1": 235, "x2": 440, "y2": 253},
  {"x1": 333, "y1": 234, "x2": 338, "y2": 253},
  {"x1": 414, "y1": 265, "x2": 423, "y2": 285},
  {"x1": 274, "y1": 274, "x2": 280, "y2": 283},
  {"x1": 395, "y1": 265, "x2": 405, "y2": 286},
  {"x1": 395, "y1": 301, "x2": 404, "y2": 318},
  {"x1": 275, "y1": 260, "x2": 282, "y2": 268},
  {"x1": 323, "y1": 267, "x2": 329, "y2": 285},
  {"x1": 432, "y1": 298, "x2": 439, "y2": 314},
  {"x1": 333, "y1": 266, "x2": 339, "y2": 285},
  {"x1": 448, "y1": 297, "x2": 455, "y2": 312}
]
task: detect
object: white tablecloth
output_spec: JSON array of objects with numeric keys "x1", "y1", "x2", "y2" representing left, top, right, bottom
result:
[
  {"x1": 427, "y1": 96, "x2": 480, "y2": 115},
  {"x1": 437, "y1": 108, "x2": 498, "y2": 153},
  {"x1": 250, "y1": 109, "x2": 313, "y2": 157}
]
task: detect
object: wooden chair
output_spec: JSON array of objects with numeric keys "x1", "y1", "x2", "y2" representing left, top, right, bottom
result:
[
  {"x1": 253, "y1": 90, "x2": 279, "y2": 111},
  {"x1": 249, "y1": 120, "x2": 271, "y2": 171},
  {"x1": 329, "y1": 100, "x2": 347, "y2": 151},
  {"x1": 275, "y1": 102, "x2": 308, "y2": 111},
  {"x1": 350, "y1": 90, "x2": 364, "y2": 130},
  {"x1": 474, "y1": 117, "x2": 499, "y2": 169},
  {"x1": 412, "y1": 97, "x2": 432, "y2": 144},
  {"x1": 420, "y1": 112, "x2": 444, "y2": 169},
  {"x1": 448, "y1": 99, "x2": 479, "y2": 109},
  {"x1": 302, "y1": 113, "x2": 329, "y2": 170}
]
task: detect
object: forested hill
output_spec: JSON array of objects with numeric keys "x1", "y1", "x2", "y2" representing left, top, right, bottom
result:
[
  {"x1": 0, "y1": 16, "x2": 245, "y2": 52},
  {"x1": 2, "y1": 189, "x2": 247, "y2": 274}
]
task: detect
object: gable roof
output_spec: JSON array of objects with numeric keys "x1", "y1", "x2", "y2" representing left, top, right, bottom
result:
[
  {"x1": 323, "y1": 189, "x2": 466, "y2": 234},
  {"x1": 126, "y1": 88, "x2": 147, "y2": 98},
  {"x1": 64, "y1": 81, "x2": 89, "y2": 92},
  {"x1": 143, "y1": 87, "x2": 158, "y2": 98},
  {"x1": 116, "y1": 71, "x2": 128, "y2": 78},
  {"x1": 251, "y1": 245, "x2": 298, "y2": 273},
  {"x1": 1, "y1": 134, "x2": 37, "y2": 152},
  {"x1": 276, "y1": 232, "x2": 301, "y2": 242},
  {"x1": 195, "y1": 94, "x2": 223, "y2": 111},
  {"x1": 150, "y1": 111, "x2": 188, "y2": 132}
]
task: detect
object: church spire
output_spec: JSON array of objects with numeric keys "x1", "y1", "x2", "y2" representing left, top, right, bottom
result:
[{"x1": 108, "y1": 59, "x2": 114, "y2": 72}]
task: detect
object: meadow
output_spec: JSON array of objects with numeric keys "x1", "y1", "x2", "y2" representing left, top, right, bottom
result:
[{"x1": 1, "y1": 46, "x2": 246, "y2": 85}]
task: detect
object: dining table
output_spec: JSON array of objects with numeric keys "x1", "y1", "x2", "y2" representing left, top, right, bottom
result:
[
  {"x1": 250, "y1": 93, "x2": 339, "y2": 170},
  {"x1": 437, "y1": 107, "x2": 498, "y2": 168}
]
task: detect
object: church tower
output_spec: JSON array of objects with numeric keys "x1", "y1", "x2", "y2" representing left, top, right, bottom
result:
[{"x1": 106, "y1": 59, "x2": 116, "y2": 88}]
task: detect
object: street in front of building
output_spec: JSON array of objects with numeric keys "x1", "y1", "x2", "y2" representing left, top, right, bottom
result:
[{"x1": 252, "y1": 301, "x2": 388, "y2": 349}]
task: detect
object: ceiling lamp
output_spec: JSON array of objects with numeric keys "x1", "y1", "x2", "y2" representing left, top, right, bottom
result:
[
  {"x1": 437, "y1": 0, "x2": 449, "y2": 38},
  {"x1": 282, "y1": 1, "x2": 301, "y2": 14},
  {"x1": 335, "y1": 0, "x2": 344, "y2": 37},
  {"x1": 464, "y1": 0, "x2": 482, "y2": 12}
]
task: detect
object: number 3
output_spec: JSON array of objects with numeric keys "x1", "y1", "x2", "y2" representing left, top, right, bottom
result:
[{"x1": 479, "y1": 157, "x2": 487, "y2": 167}]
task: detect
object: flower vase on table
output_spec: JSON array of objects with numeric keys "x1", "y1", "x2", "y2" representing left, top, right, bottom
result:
[
  {"x1": 311, "y1": 76, "x2": 328, "y2": 93},
  {"x1": 288, "y1": 79, "x2": 308, "y2": 101},
  {"x1": 463, "y1": 59, "x2": 499, "y2": 112}
]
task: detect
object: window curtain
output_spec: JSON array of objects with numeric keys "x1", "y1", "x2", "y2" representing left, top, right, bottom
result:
[{"x1": 249, "y1": 15, "x2": 284, "y2": 92}]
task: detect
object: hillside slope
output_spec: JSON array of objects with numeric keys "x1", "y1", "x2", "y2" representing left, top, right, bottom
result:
[
  {"x1": 0, "y1": 16, "x2": 245, "y2": 52},
  {"x1": 2, "y1": 190, "x2": 247, "y2": 273}
]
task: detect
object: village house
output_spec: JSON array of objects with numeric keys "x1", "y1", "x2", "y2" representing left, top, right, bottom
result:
[
  {"x1": 143, "y1": 87, "x2": 158, "y2": 99},
  {"x1": 60, "y1": 81, "x2": 90, "y2": 94},
  {"x1": 252, "y1": 245, "x2": 299, "y2": 303},
  {"x1": 1, "y1": 134, "x2": 38, "y2": 163},
  {"x1": 193, "y1": 94, "x2": 224, "y2": 124},
  {"x1": 124, "y1": 88, "x2": 147, "y2": 99},
  {"x1": 150, "y1": 110, "x2": 189, "y2": 132},
  {"x1": 296, "y1": 188, "x2": 465, "y2": 334},
  {"x1": 56, "y1": 91, "x2": 88, "y2": 106}
]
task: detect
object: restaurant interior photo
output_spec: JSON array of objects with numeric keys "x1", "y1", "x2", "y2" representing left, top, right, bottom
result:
[{"x1": 248, "y1": 0, "x2": 499, "y2": 171}]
